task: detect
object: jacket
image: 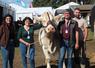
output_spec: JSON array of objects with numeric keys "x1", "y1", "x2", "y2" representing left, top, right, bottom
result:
[
  {"x1": 0, "y1": 23, "x2": 15, "y2": 47},
  {"x1": 57, "y1": 19, "x2": 79, "y2": 47}
]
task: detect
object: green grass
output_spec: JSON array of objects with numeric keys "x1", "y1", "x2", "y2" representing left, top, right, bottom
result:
[{"x1": 87, "y1": 28, "x2": 94, "y2": 40}]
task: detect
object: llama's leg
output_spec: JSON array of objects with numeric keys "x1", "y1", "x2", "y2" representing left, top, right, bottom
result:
[
  {"x1": 42, "y1": 45, "x2": 51, "y2": 68},
  {"x1": 46, "y1": 58, "x2": 51, "y2": 68},
  {"x1": 48, "y1": 42, "x2": 56, "y2": 54},
  {"x1": 63, "y1": 62, "x2": 66, "y2": 68}
]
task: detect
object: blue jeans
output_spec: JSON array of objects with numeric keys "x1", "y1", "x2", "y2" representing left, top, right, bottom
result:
[
  {"x1": 19, "y1": 43, "x2": 35, "y2": 68},
  {"x1": 1, "y1": 41, "x2": 15, "y2": 68},
  {"x1": 58, "y1": 40, "x2": 73, "y2": 68}
]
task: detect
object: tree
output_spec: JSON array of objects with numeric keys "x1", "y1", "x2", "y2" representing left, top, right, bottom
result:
[
  {"x1": 84, "y1": 0, "x2": 95, "y2": 4},
  {"x1": 32, "y1": 0, "x2": 66, "y2": 8}
]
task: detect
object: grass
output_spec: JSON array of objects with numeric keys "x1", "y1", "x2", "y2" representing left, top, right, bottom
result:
[{"x1": 87, "y1": 28, "x2": 94, "y2": 40}]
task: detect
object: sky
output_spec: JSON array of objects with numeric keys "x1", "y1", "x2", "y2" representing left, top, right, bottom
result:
[{"x1": 1, "y1": 0, "x2": 33, "y2": 8}]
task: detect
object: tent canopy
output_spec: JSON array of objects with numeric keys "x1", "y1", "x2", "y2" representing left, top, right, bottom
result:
[
  {"x1": 56, "y1": 2, "x2": 79, "y2": 10},
  {"x1": 54, "y1": 2, "x2": 80, "y2": 15}
]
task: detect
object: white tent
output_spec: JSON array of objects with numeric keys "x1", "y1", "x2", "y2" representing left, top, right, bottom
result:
[
  {"x1": 56, "y1": 2, "x2": 79, "y2": 10},
  {"x1": 54, "y1": 2, "x2": 80, "y2": 15},
  {"x1": 9, "y1": 3, "x2": 54, "y2": 21}
]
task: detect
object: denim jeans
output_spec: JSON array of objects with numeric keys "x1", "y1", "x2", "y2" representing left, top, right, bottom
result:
[
  {"x1": 1, "y1": 41, "x2": 15, "y2": 68},
  {"x1": 19, "y1": 43, "x2": 35, "y2": 68},
  {"x1": 58, "y1": 40, "x2": 73, "y2": 68}
]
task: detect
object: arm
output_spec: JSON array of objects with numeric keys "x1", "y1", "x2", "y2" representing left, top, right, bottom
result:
[
  {"x1": 84, "y1": 27, "x2": 88, "y2": 42},
  {"x1": 13, "y1": 23, "x2": 16, "y2": 40},
  {"x1": 83, "y1": 19, "x2": 88, "y2": 42},
  {"x1": 75, "y1": 31, "x2": 79, "y2": 49},
  {"x1": 75, "y1": 22, "x2": 79, "y2": 49},
  {"x1": 0, "y1": 25, "x2": 3, "y2": 38},
  {"x1": 19, "y1": 38, "x2": 30, "y2": 46},
  {"x1": 33, "y1": 23, "x2": 42, "y2": 30},
  {"x1": 17, "y1": 27, "x2": 30, "y2": 46}
]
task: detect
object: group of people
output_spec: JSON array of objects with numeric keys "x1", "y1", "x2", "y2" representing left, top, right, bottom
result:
[
  {"x1": 0, "y1": 8, "x2": 88, "y2": 68},
  {"x1": 58, "y1": 8, "x2": 88, "y2": 68}
]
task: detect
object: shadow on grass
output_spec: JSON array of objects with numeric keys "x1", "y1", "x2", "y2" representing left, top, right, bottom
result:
[
  {"x1": 73, "y1": 58, "x2": 90, "y2": 68},
  {"x1": 89, "y1": 62, "x2": 95, "y2": 68},
  {"x1": 36, "y1": 58, "x2": 93, "y2": 68},
  {"x1": 36, "y1": 65, "x2": 57, "y2": 68},
  {"x1": 86, "y1": 39, "x2": 93, "y2": 41},
  {"x1": 89, "y1": 66, "x2": 95, "y2": 68}
]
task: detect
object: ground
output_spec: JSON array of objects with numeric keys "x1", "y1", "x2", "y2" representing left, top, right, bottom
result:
[{"x1": 0, "y1": 29, "x2": 95, "y2": 68}]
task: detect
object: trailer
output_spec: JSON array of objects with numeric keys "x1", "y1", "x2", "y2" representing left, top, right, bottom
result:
[
  {"x1": 0, "y1": 6, "x2": 3, "y2": 23},
  {"x1": 0, "y1": 1, "x2": 15, "y2": 23}
]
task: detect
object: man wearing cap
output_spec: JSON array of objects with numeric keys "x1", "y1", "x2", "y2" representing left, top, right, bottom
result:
[{"x1": 57, "y1": 9, "x2": 79, "y2": 68}]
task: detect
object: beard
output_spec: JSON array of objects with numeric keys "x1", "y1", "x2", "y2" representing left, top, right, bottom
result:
[{"x1": 75, "y1": 15, "x2": 81, "y2": 19}]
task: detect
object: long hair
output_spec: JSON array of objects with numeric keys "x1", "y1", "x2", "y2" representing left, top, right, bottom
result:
[
  {"x1": 3, "y1": 14, "x2": 13, "y2": 25},
  {"x1": 2, "y1": 14, "x2": 15, "y2": 32},
  {"x1": 2, "y1": 14, "x2": 13, "y2": 26}
]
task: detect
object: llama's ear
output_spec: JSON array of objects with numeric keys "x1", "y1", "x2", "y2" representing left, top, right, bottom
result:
[{"x1": 47, "y1": 11, "x2": 54, "y2": 21}]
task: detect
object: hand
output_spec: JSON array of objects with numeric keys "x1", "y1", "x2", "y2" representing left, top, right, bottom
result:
[
  {"x1": 84, "y1": 39, "x2": 86, "y2": 42},
  {"x1": 25, "y1": 42, "x2": 31, "y2": 46},
  {"x1": 75, "y1": 43, "x2": 79, "y2": 50}
]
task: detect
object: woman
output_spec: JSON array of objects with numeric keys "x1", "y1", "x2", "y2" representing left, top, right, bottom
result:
[
  {"x1": 17, "y1": 17, "x2": 42, "y2": 68},
  {"x1": 0, "y1": 14, "x2": 15, "y2": 68}
]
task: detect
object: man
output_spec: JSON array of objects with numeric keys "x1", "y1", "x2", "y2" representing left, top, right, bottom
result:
[
  {"x1": 15, "y1": 17, "x2": 23, "y2": 31},
  {"x1": 57, "y1": 9, "x2": 79, "y2": 68},
  {"x1": 73, "y1": 8, "x2": 88, "y2": 68}
]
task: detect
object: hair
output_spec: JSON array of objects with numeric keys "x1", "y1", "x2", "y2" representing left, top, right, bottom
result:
[
  {"x1": 3, "y1": 14, "x2": 13, "y2": 24},
  {"x1": 2, "y1": 14, "x2": 15, "y2": 32},
  {"x1": 74, "y1": 8, "x2": 80, "y2": 11},
  {"x1": 63, "y1": 9, "x2": 72, "y2": 15},
  {"x1": 23, "y1": 17, "x2": 33, "y2": 25},
  {"x1": 64, "y1": 9, "x2": 71, "y2": 13}
]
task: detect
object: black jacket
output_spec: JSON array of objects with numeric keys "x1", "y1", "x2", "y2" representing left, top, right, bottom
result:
[{"x1": 57, "y1": 19, "x2": 78, "y2": 47}]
